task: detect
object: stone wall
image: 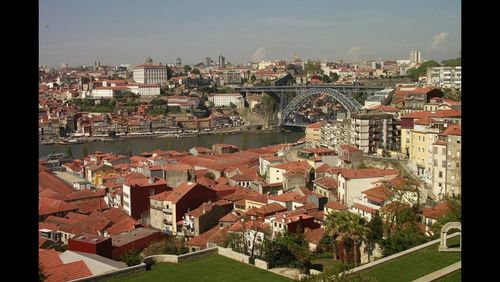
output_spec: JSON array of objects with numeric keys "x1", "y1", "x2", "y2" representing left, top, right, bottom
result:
[
  {"x1": 71, "y1": 263, "x2": 147, "y2": 282},
  {"x1": 143, "y1": 254, "x2": 178, "y2": 264},
  {"x1": 254, "y1": 258, "x2": 269, "y2": 270},
  {"x1": 217, "y1": 247, "x2": 250, "y2": 264},
  {"x1": 177, "y1": 247, "x2": 218, "y2": 263}
]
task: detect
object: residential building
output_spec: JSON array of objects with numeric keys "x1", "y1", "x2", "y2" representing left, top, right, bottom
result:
[
  {"x1": 409, "y1": 50, "x2": 422, "y2": 64},
  {"x1": 208, "y1": 93, "x2": 244, "y2": 108},
  {"x1": 431, "y1": 125, "x2": 461, "y2": 199},
  {"x1": 305, "y1": 122, "x2": 322, "y2": 145},
  {"x1": 67, "y1": 234, "x2": 113, "y2": 259},
  {"x1": 149, "y1": 182, "x2": 217, "y2": 235},
  {"x1": 426, "y1": 66, "x2": 461, "y2": 91},
  {"x1": 337, "y1": 168, "x2": 399, "y2": 207},
  {"x1": 350, "y1": 186, "x2": 393, "y2": 221},
  {"x1": 320, "y1": 120, "x2": 350, "y2": 148},
  {"x1": 350, "y1": 113, "x2": 399, "y2": 154},
  {"x1": 218, "y1": 55, "x2": 225, "y2": 68},
  {"x1": 337, "y1": 145, "x2": 363, "y2": 168},
  {"x1": 181, "y1": 201, "x2": 231, "y2": 237},
  {"x1": 122, "y1": 177, "x2": 170, "y2": 220}
]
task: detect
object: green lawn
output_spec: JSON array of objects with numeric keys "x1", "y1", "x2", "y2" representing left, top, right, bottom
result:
[
  {"x1": 311, "y1": 258, "x2": 342, "y2": 272},
  {"x1": 435, "y1": 269, "x2": 461, "y2": 282},
  {"x1": 363, "y1": 237, "x2": 461, "y2": 282},
  {"x1": 110, "y1": 255, "x2": 292, "y2": 282}
]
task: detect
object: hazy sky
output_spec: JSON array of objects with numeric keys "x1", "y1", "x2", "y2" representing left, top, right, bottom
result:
[{"x1": 39, "y1": 0, "x2": 461, "y2": 67}]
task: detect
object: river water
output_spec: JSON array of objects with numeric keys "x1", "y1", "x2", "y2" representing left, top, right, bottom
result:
[{"x1": 38, "y1": 131, "x2": 305, "y2": 159}]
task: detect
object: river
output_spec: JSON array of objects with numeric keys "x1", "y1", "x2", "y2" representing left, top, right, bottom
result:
[{"x1": 38, "y1": 131, "x2": 305, "y2": 159}]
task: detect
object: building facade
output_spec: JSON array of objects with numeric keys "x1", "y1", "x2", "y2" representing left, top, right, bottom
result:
[{"x1": 426, "y1": 66, "x2": 462, "y2": 91}]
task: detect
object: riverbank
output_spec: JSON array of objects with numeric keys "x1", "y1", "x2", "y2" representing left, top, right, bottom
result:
[
  {"x1": 39, "y1": 131, "x2": 305, "y2": 159},
  {"x1": 39, "y1": 126, "x2": 286, "y2": 145}
]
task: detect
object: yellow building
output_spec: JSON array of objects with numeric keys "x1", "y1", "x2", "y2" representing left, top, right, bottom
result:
[
  {"x1": 305, "y1": 122, "x2": 322, "y2": 145},
  {"x1": 409, "y1": 118, "x2": 441, "y2": 184}
]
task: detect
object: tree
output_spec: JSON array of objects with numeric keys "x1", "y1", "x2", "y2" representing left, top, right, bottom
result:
[
  {"x1": 203, "y1": 172, "x2": 216, "y2": 180},
  {"x1": 430, "y1": 196, "x2": 461, "y2": 237},
  {"x1": 66, "y1": 146, "x2": 73, "y2": 159},
  {"x1": 251, "y1": 75, "x2": 257, "y2": 83},
  {"x1": 407, "y1": 60, "x2": 441, "y2": 81},
  {"x1": 241, "y1": 132, "x2": 249, "y2": 150},
  {"x1": 150, "y1": 98, "x2": 166, "y2": 106},
  {"x1": 166, "y1": 66, "x2": 173, "y2": 79},
  {"x1": 298, "y1": 263, "x2": 377, "y2": 282},
  {"x1": 192, "y1": 68, "x2": 201, "y2": 75},
  {"x1": 304, "y1": 62, "x2": 323, "y2": 75},
  {"x1": 82, "y1": 144, "x2": 88, "y2": 157},
  {"x1": 331, "y1": 72, "x2": 340, "y2": 82},
  {"x1": 120, "y1": 248, "x2": 142, "y2": 266},
  {"x1": 184, "y1": 65, "x2": 192, "y2": 73},
  {"x1": 321, "y1": 74, "x2": 331, "y2": 83},
  {"x1": 365, "y1": 212, "x2": 383, "y2": 262},
  {"x1": 441, "y1": 57, "x2": 461, "y2": 67}
]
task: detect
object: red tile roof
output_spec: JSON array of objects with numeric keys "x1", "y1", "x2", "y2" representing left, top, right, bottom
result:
[
  {"x1": 106, "y1": 217, "x2": 137, "y2": 235},
  {"x1": 401, "y1": 111, "x2": 433, "y2": 120},
  {"x1": 59, "y1": 212, "x2": 112, "y2": 235},
  {"x1": 325, "y1": 201, "x2": 348, "y2": 211},
  {"x1": 39, "y1": 198, "x2": 79, "y2": 216},
  {"x1": 44, "y1": 260, "x2": 93, "y2": 282},
  {"x1": 414, "y1": 118, "x2": 435, "y2": 126},
  {"x1": 269, "y1": 192, "x2": 302, "y2": 203},
  {"x1": 421, "y1": 202, "x2": 451, "y2": 219},
  {"x1": 39, "y1": 248, "x2": 63, "y2": 269},
  {"x1": 72, "y1": 198, "x2": 109, "y2": 214},
  {"x1": 304, "y1": 227, "x2": 324, "y2": 245},
  {"x1": 315, "y1": 163, "x2": 332, "y2": 173},
  {"x1": 441, "y1": 124, "x2": 461, "y2": 136},
  {"x1": 430, "y1": 110, "x2": 461, "y2": 118},
  {"x1": 340, "y1": 168, "x2": 399, "y2": 180},
  {"x1": 272, "y1": 160, "x2": 312, "y2": 171},
  {"x1": 307, "y1": 122, "x2": 322, "y2": 129},
  {"x1": 314, "y1": 177, "x2": 338, "y2": 190},
  {"x1": 157, "y1": 182, "x2": 210, "y2": 204},
  {"x1": 39, "y1": 170, "x2": 75, "y2": 195},
  {"x1": 256, "y1": 202, "x2": 287, "y2": 215},
  {"x1": 362, "y1": 186, "x2": 393, "y2": 203},
  {"x1": 352, "y1": 203, "x2": 376, "y2": 214},
  {"x1": 102, "y1": 207, "x2": 132, "y2": 224},
  {"x1": 65, "y1": 212, "x2": 89, "y2": 222},
  {"x1": 339, "y1": 144, "x2": 363, "y2": 153},
  {"x1": 186, "y1": 226, "x2": 229, "y2": 248},
  {"x1": 40, "y1": 189, "x2": 69, "y2": 201},
  {"x1": 149, "y1": 190, "x2": 173, "y2": 201}
]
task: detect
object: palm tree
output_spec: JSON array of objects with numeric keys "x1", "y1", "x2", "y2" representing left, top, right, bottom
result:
[
  {"x1": 346, "y1": 213, "x2": 370, "y2": 267},
  {"x1": 324, "y1": 211, "x2": 342, "y2": 261}
]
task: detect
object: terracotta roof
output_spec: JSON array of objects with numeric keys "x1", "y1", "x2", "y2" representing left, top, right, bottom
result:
[
  {"x1": 102, "y1": 208, "x2": 132, "y2": 224},
  {"x1": 414, "y1": 118, "x2": 435, "y2": 126},
  {"x1": 149, "y1": 190, "x2": 173, "y2": 201},
  {"x1": 40, "y1": 189, "x2": 69, "y2": 201},
  {"x1": 66, "y1": 189, "x2": 102, "y2": 200},
  {"x1": 65, "y1": 212, "x2": 89, "y2": 222},
  {"x1": 309, "y1": 210, "x2": 325, "y2": 221},
  {"x1": 380, "y1": 201, "x2": 410, "y2": 212},
  {"x1": 441, "y1": 124, "x2": 461, "y2": 136},
  {"x1": 304, "y1": 227, "x2": 325, "y2": 245},
  {"x1": 433, "y1": 140, "x2": 448, "y2": 146},
  {"x1": 230, "y1": 173, "x2": 256, "y2": 181},
  {"x1": 272, "y1": 160, "x2": 312, "y2": 171},
  {"x1": 307, "y1": 122, "x2": 321, "y2": 129},
  {"x1": 340, "y1": 168, "x2": 399, "y2": 180},
  {"x1": 430, "y1": 110, "x2": 461, "y2": 118},
  {"x1": 187, "y1": 202, "x2": 215, "y2": 217},
  {"x1": 44, "y1": 260, "x2": 92, "y2": 282},
  {"x1": 339, "y1": 144, "x2": 363, "y2": 153},
  {"x1": 219, "y1": 212, "x2": 241, "y2": 223},
  {"x1": 39, "y1": 170, "x2": 75, "y2": 195},
  {"x1": 196, "y1": 176, "x2": 216, "y2": 188},
  {"x1": 269, "y1": 192, "x2": 302, "y2": 203},
  {"x1": 352, "y1": 203, "x2": 376, "y2": 214},
  {"x1": 315, "y1": 163, "x2": 332, "y2": 173},
  {"x1": 421, "y1": 202, "x2": 451, "y2": 219},
  {"x1": 44, "y1": 216, "x2": 75, "y2": 227},
  {"x1": 106, "y1": 217, "x2": 137, "y2": 235},
  {"x1": 59, "y1": 212, "x2": 112, "y2": 235},
  {"x1": 314, "y1": 177, "x2": 338, "y2": 190},
  {"x1": 256, "y1": 202, "x2": 287, "y2": 215},
  {"x1": 401, "y1": 111, "x2": 433, "y2": 120},
  {"x1": 39, "y1": 197, "x2": 79, "y2": 216},
  {"x1": 325, "y1": 201, "x2": 348, "y2": 211},
  {"x1": 73, "y1": 198, "x2": 109, "y2": 214},
  {"x1": 228, "y1": 220, "x2": 270, "y2": 232},
  {"x1": 362, "y1": 186, "x2": 393, "y2": 203},
  {"x1": 39, "y1": 248, "x2": 63, "y2": 269},
  {"x1": 158, "y1": 182, "x2": 210, "y2": 204},
  {"x1": 186, "y1": 226, "x2": 229, "y2": 248}
]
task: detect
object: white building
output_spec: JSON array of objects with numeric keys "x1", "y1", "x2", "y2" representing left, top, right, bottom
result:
[
  {"x1": 133, "y1": 64, "x2": 168, "y2": 84},
  {"x1": 409, "y1": 51, "x2": 422, "y2": 64},
  {"x1": 127, "y1": 84, "x2": 161, "y2": 96},
  {"x1": 208, "y1": 93, "x2": 244, "y2": 108},
  {"x1": 426, "y1": 66, "x2": 461, "y2": 91}
]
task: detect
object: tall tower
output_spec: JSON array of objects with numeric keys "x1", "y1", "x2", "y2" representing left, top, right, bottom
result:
[
  {"x1": 145, "y1": 57, "x2": 153, "y2": 65},
  {"x1": 218, "y1": 55, "x2": 225, "y2": 68},
  {"x1": 176, "y1": 57, "x2": 182, "y2": 67}
]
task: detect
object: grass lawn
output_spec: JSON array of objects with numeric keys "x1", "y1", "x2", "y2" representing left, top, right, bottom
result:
[
  {"x1": 435, "y1": 269, "x2": 461, "y2": 281},
  {"x1": 363, "y1": 237, "x2": 461, "y2": 282},
  {"x1": 110, "y1": 254, "x2": 292, "y2": 282},
  {"x1": 311, "y1": 258, "x2": 342, "y2": 272}
]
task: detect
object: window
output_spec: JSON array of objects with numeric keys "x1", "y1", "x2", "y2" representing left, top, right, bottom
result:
[
  {"x1": 442, "y1": 148, "x2": 446, "y2": 155},
  {"x1": 442, "y1": 161, "x2": 446, "y2": 167},
  {"x1": 439, "y1": 171, "x2": 443, "y2": 178},
  {"x1": 433, "y1": 147, "x2": 438, "y2": 154},
  {"x1": 433, "y1": 160, "x2": 437, "y2": 166},
  {"x1": 457, "y1": 140, "x2": 460, "y2": 144},
  {"x1": 150, "y1": 189, "x2": 155, "y2": 195}
]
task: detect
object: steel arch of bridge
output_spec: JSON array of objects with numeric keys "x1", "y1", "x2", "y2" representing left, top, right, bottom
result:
[{"x1": 279, "y1": 87, "x2": 362, "y2": 126}]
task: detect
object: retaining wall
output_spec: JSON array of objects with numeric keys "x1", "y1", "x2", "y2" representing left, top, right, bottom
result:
[
  {"x1": 217, "y1": 247, "x2": 250, "y2": 264},
  {"x1": 70, "y1": 263, "x2": 146, "y2": 282},
  {"x1": 254, "y1": 258, "x2": 269, "y2": 270}
]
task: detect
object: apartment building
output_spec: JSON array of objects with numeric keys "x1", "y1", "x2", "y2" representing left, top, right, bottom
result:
[
  {"x1": 350, "y1": 113, "x2": 399, "y2": 154},
  {"x1": 426, "y1": 66, "x2": 461, "y2": 91}
]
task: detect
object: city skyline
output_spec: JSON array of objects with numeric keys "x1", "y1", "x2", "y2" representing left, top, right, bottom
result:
[{"x1": 39, "y1": 0, "x2": 461, "y2": 67}]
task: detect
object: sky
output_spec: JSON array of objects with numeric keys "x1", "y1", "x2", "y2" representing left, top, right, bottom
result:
[{"x1": 39, "y1": 0, "x2": 461, "y2": 67}]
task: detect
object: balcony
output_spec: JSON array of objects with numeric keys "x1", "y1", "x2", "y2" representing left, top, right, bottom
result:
[{"x1": 163, "y1": 208, "x2": 172, "y2": 214}]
